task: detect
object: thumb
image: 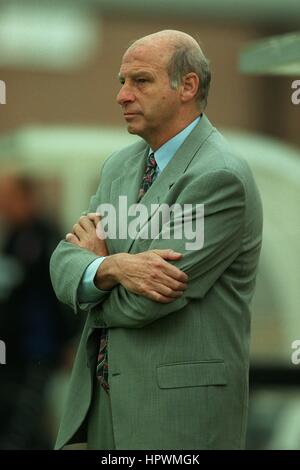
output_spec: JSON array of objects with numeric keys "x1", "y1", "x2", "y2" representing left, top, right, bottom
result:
[{"x1": 153, "y1": 249, "x2": 182, "y2": 260}]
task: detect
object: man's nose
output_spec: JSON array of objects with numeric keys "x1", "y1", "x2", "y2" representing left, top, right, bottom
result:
[{"x1": 116, "y1": 84, "x2": 135, "y2": 106}]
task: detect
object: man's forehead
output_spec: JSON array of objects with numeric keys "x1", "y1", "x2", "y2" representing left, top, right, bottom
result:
[
  {"x1": 118, "y1": 61, "x2": 159, "y2": 76},
  {"x1": 121, "y1": 43, "x2": 171, "y2": 69}
]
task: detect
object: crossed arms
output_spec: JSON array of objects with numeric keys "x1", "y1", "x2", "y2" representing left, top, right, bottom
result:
[
  {"x1": 50, "y1": 170, "x2": 246, "y2": 329},
  {"x1": 67, "y1": 212, "x2": 188, "y2": 304}
]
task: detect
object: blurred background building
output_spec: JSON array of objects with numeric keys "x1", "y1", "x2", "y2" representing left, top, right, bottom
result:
[{"x1": 0, "y1": 0, "x2": 299, "y2": 449}]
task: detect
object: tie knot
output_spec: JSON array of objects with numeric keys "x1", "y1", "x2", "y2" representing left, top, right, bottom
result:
[{"x1": 147, "y1": 152, "x2": 157, "y2": 170}]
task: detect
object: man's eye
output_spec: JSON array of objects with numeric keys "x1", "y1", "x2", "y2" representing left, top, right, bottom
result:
[{"x1": 136, "y1": 78, "x2": 147, "y2": 83}]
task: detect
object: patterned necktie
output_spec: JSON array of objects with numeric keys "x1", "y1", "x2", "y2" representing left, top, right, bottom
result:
[
  {"x1": 96, "y1": 330, "x2": 110, "y2": 393},
  {"x1": 138, "y1": 152, "x2": 157, "y2": 201},
  {"x1": 96, "y1": 151, "x2": 157, "y2": 393}
]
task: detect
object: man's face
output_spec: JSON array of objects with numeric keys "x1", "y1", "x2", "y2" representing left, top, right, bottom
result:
[{"x1": 117, "y1": 44, "x2": 182, "y2": 145}]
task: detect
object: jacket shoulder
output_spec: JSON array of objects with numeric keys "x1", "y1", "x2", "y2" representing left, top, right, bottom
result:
[{"x1": 197, "y1": 127, "x2": 258, "y2": 191}]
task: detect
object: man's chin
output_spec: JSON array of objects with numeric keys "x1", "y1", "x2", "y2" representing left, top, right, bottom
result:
[{"x1": 126, "y1": 124, "x2": 141, "y2": 136}]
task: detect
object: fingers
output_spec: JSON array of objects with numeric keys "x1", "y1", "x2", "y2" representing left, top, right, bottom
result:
[
  {"x1": 73, "y1": 214, "x2": 100, "y2": 240},
  {"x1": 153, "y1": 248, "x2": 182, "y2": 260},
  {"x1": 87, "y1": 213, "x2": 102, "y2": 227},
  {"x1": 78, "y1": 215, "x2": 97, "y2": 231},
  {"x1": 162, "y1": 262, "x2": 188, "y2": 283},
  {"x1": 66, "y1": 232, "x2": 79, "y2": 244},
  {"x1": 157, "y1": 272, "x2": 188, "y2": 294},
  {"x1": 151, "y1": 249, "x2": 188, "y2": 283},
  {"x1": 145, "y1": 290, "x2": 180, "y2": 304},
  {"x1": 88, "y1": 213, "x2": 106, "y2": 240},
  {"x1": 152, "y1": 284, "x2": 184, "y2": 299},
  {"x1": 148, "y1": 271, "x2": 187, "y2": 299},
  {"x1": 72, "y1": 222, "x2": 85, "y2": 240},
  {"x1": 143, "y1": 259, "x2": 188, "y2": 299},
  {"x1": 152, "y1": 255, "x2": 188, "y2": 283},
  {"x1": 66, "y1": 213, "x2": 108, "y2": 256},
  {"x1": 116, "y1": 251, "x2": 188, "y2": 303}
]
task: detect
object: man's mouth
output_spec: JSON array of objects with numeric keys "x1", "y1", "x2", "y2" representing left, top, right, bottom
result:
[{"x1": 123, "y1": 112, "x2": 141, "y2": 120}]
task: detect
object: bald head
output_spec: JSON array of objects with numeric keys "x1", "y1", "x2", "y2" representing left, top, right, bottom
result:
[
  {"x1": 127, "y1": 30, "x2": 201, "y2": 57},
  {"x1": 125, "y1": 30, "x2": 211, "y2": 110}
]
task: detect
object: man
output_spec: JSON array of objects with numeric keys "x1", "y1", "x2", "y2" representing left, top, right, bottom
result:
[{"x1": 50, "y1": 30, "x2": 263, "y2": 450}]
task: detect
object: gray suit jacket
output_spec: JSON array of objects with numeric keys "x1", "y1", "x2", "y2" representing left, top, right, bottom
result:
[{"x1": 50, "y1": 115, "x2": 263, "y2": 449}]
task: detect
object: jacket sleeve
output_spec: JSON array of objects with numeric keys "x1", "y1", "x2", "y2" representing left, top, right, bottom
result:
[
  {"x1": 49, "y1": 157, "x2": 113, "y2": 314},
  {"x1": 89, "y1": 169, "x2": 247, "y2": 328}
]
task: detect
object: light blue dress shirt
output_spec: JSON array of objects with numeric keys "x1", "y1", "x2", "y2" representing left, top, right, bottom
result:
[{"x1": 77, "y1": 115, "x2": 201, "y2": 305}]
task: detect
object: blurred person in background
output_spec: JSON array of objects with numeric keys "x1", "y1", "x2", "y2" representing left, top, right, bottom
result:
[
  {"x1": 51, "y1": 30, "x2": 263, "y2": 450},
  {"x1": 0, "y1": 171, "x2": 81, "y2": 449}
]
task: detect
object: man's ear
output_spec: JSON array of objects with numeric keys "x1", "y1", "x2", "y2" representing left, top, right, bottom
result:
[{"x1": 180, "y1": 73, "x2": 200, "y2": 103}]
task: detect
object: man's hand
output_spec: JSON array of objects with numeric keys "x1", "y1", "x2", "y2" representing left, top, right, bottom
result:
[
  {"x1": 95, "y1": 249, "x2": 188, "y2": 303},
  {"x1": 66, "y1": 213, "x2": 108, "y2": 257},
  {"x1": 66, "y1": 215, "x2": 188, "y2": 303}
]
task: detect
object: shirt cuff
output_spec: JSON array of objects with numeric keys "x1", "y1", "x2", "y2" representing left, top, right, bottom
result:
[{"x1": 77, "y1": 257, "x2": 110, "y2": 306}]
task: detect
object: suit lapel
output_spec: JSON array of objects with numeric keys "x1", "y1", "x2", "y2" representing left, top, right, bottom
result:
[{"x1": 151, "y1": 114, "x2": 214, "y2": 200}]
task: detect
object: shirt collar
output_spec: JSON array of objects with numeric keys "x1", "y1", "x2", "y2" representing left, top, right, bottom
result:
[{"x1": 149, "y1": 115, "x2": 201, "y2": 173}]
